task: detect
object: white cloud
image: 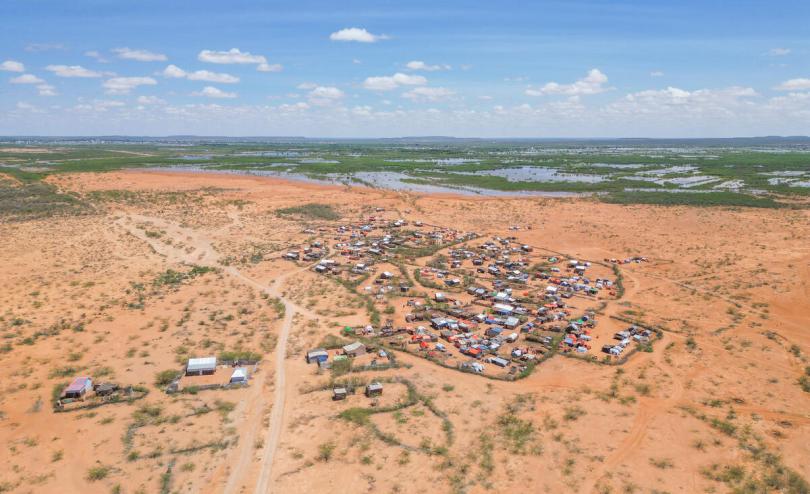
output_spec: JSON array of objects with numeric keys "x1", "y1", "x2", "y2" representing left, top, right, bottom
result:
[
  {"x1": 192, "y1": 86, "x2": 237, "y2": 98},
  {"x1": 187, "y1": 70, "x2": 239, "y2": 83},
  {"x1": 353, "y1": 59, "x2": 362, "y2": 65},
  {"x1": 526, "y1": 69, "x2": 609, "y2": 96},
  {"x1": 329, "y1": 27, "x2": 388, "y2": 43},
  {"x1": 73, "y1": 99, "x2": 126, "y2": 113},
  {"x1": 103, "y1": 76, "x2": 157, "y2": 94},
  {"x1": 162, "y1": 65, "x2": 239, "y2": 83},
  {"x1": 478, "y1": 95, "x2": 493, "y2": 100},
  {"x1": 308, "y1": 86, "x2": 344, "y2": 106},
  {"x1": 768, "y1": 48, "x2": 791, "y2": 57},
  {"x1": 279, "y1": 102, "x2": 310, "y2": 112},
  {"x1": 198, "y1": 48, "x2": 266, "y2": 64},
  {"x1": 402, "y1": 86, "x2": 455, "y2": 102},
  {"x1": 84, "y1": 50, "x2": 108, "y2": 63},
  {"x1": 774, "y1": 78, "x2": 810, "y2": 91},
  {"x1": 297, "y1": 82, "x2": 317, "y2": 90},
  {"x1": 137, "y1": 95, "x2": 166, "y2": 105},
  {"x1": 113, "y1": 47, "x2": 168, "y2": 62},
  {"x1": 363, "y1": 73, "x2": 427, "y2": 91},
  {"x1": 1, "y1": 60, "x2": 25, "y2": 72},
  {"x1": 37, "y1": 84, "x2": 57, "y2": 96},
  {"x1": 163, "y1": 64, "x2": 187, "y2": 78},
  {"x1": 406, "y1": 60, "x2": 450, "y2": 71},
  {"x1": 650, "y1": 71, "x2": 665, "y2": 77},
  {"x1": 10, "y1": 74, "x2": 44, "y2": 84},
  {"x1": 46, "y1": 65, "x2": 102, "y2": 78},
  {"x1": 257, "y1": 62, "x2": 283, "y2": 73}
]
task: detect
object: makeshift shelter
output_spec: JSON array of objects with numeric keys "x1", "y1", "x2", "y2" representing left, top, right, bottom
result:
[
  {"x1": 343, "y1": 341, "x2": 367, "y2": 358},
  {"x1": 186, "y1": 357, "x2": 217, "y2": 376},
  {"x1": 62, "y1": 377, "x2": 93, "y2": 399},
  {"x1": 365, "y1": 382, "x2": 383, "y2": 397},
  {"x1": 332, "y1": 387, "x2": 348, "y2": 400},
  {"x1": 229, "y1": 368, "x2": 248, "y2": 384},
  {"x1": 306, "y1": 348, "x2": 329, "y2": 364}
]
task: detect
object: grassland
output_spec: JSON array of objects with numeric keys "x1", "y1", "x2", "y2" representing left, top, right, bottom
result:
[{"x1": 2, "y1": 138, "x2": 809, "y2": 208}]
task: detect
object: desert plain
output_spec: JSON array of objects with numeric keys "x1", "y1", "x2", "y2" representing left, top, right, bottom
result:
[{"x1": 0, "y1": 169, "x2": 808, "y2": 494}]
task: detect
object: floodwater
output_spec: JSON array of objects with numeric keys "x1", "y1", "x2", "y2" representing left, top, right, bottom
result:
[
  {"x1": 458, "y1": 166, "x2": 605, "y2": 183},
  {"x1": 147, "y1": 165, "x2": 582, "y2": 197}
]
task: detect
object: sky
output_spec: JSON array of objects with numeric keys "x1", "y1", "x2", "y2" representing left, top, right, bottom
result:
[{"x1": 1, "y1": 0, "x2": 809, "y2": 137}]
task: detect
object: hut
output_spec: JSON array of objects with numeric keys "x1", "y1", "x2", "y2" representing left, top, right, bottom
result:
[
  {"x1": 365, "y1": 382, "x2": 383, "y2": 397},
  {"x1": 343, "y1": 341, "x2": 367, "y2": 358},
  {"x1": 306, "y1": 348, "x2": 329, "y2": 364},
  {"x1": 61, "y1": 377, "x2": 93, "y2": 400}
]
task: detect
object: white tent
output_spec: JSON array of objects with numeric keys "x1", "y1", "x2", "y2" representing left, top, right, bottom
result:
[{"x1": 186, "y1": 356, "x2": 216, "y2": 375}]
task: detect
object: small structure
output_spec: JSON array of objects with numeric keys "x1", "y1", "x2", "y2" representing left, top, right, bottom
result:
[
  {"x1": 343, "y1": 341, "x2": 367, "y2": 358},
  {"x1": 229, "y1": 368, "x2": 248, "y2": 384},
  {"x1": 306, "y1": 348, "x2": 329, "y2": 364},
  {"x1": 365, "y1": 382, "x2": 383, "y2": 397},
  {"x1": 332, "y1": 387, "x2": 348, "y2": 400},
  {"x1": 62, "y1": 377, "x2": 93, "y2": 400},
  {"x1": 186, "y1": 356, "x2": 217, "y2": 376},
  {"x1": 94, "y1": 382, "x2": 119, "y2": 396}
]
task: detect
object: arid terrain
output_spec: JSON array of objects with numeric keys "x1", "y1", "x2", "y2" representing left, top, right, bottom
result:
[{"x1": 1, "y1": 169, "x2": 808, "y2": 494}]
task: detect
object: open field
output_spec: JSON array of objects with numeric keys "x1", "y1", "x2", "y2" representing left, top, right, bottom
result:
[{"x1": 0, "y1": 166, "x2": 808, "y2": 494}]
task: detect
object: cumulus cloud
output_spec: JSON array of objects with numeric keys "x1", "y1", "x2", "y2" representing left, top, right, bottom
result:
[
  {"x1": 192, "y1": 86, "x2": 237, "y2": 98},
  {"x1": 363, "y1": 73, "x2": 427, "y2": 91},
  {"x1": 137, "y1": 95, "x2": 166, "y2": 105},
  {"x1": 46, "y1": 65, "x2": 102, "y2": 78},
  {"x1": 161, "y1": 65, "x2": 239, "y2": 83},
  {"x1": 402, "y1": 86, "x2": 455, "y2": 102},
  {"x1": 525, "y1": 69, "x2": 609, "y2": 96},
  {"x1": 768, "y1": 48, "x2": 791, "y2": 57},
  {"x1": 329, "y1": 27, "x2": 388, "y2": 43},
  {"x1": 406, "y1": 60, "x2": 450, "y2": 71},
  {"x1": 257, "y1": 63, "x2": 283, "y2": 72},
  {"x1": 103, "y1": 76, "x2": 157, "y2": 94},
  {"x1": 198, "y1": 48, "x2": 266, "y2": 64},
  {"x1": 1, "y1": 60, "x2": 25, "y2": 72},
  {"x1": 279, "y1": 102, "x2": 310, "y2": 112},
  {"x1": 604, "y1": 86, "x2": 759, "y2": 120},
  {"x1": 37, "y1": 84, "x2": 57, "y2": 96},
  {"x1": 84, "y1": 50, "x2": 109, "y2": 63},
  {"x1": 113, "y1": 47, "x2": 168, "y2": 62},
  {"x1": 297, "y1": 82, "x2": 317, "y2": 90},
  {"x1": 10, "y1": 74, "x2": 44, "y2": 84},
  {"x1": 774, "y1": 78, "x2": 810, "y2": 91},
  {"x1": 650, "y1": 71, "x2": 664, "y2": 77},
  {"x1": 308, "y1": 86, "x2": 344, "y2": 106}
]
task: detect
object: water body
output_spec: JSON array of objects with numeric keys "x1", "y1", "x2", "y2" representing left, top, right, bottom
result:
[
  {"x1": 148, "y1": 165, "x2": 582, "y2": 197},
  {"x1": 458, "y1": 166, "x2": 605, "y2": 183}
]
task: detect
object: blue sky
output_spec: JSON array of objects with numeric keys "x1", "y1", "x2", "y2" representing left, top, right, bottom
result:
[{"x1": 1, "y1": 0, "x2": 809, "y2": 136}]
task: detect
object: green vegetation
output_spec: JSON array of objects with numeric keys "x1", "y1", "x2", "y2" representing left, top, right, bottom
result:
[
  {"x1": 218, "y1": 349, "x2": 262, "y2": 362},
  {"x1": 0, "y1": 177, "x2": 89, "y2": 221},
  {"x1": 275, "y1": 203, "x2": 341, "y2": 221},
  {"x1": 154, "y1": 369, "x2": 182, "y2": 388},
  {"x1": 86, "y1": 465, "x2": 111, "y2": 481},
  {"x1": 3, "y1": 141, "x2": 810, "y2": 209}
]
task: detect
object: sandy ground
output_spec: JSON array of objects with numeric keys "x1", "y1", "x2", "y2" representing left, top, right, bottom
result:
[{"x1": 0, "y1": 169, "x2": 808, "y2": 494}]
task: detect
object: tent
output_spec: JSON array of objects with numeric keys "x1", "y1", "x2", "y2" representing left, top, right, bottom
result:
[
  {"x1": 230, "y1": 368, "x2": 248, "y2": 384},
  {"x1": 186, "y1": 357, "x2": 216, "y2": 375}
]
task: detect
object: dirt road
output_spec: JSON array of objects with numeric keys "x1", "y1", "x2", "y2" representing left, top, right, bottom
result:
[{"x1": 115, "y1": 212, "x2": 308, "y2": 494}]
